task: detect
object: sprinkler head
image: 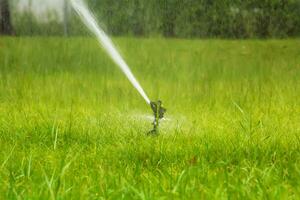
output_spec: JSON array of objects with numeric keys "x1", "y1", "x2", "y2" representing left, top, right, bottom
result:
[{"x1": 148, "y1": 100, "x2": 166, "y2": 135}]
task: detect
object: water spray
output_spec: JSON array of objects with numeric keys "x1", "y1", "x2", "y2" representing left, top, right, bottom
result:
[{"x1": 71, "y1": 0, "x2": 166, "y2": 134}]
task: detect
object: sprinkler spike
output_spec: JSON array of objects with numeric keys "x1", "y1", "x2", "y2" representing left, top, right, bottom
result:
[{"x1": 148, "y1": 100, "x2": 166, "y2": 135}]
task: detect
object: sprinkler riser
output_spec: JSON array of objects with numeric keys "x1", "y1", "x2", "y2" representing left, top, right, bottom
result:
[{"x1": 148, "y1": 100, "x2": 166, "y2": 135}]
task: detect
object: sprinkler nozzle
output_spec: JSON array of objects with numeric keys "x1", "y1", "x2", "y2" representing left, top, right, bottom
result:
[{"x1": 148, "y1": 100, "x2": 166, "y2": 135}]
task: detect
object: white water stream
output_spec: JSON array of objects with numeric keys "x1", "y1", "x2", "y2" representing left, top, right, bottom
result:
[{"x1": 71, "y1": 0, "x2": 151, "y2": 104}]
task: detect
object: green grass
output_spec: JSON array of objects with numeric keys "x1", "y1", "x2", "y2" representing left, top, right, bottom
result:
[{"x1": 0, "y1": 37, "x2": 300, "y2": 199}]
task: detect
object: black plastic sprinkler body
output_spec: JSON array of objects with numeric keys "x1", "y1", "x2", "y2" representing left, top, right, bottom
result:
[{"x1": 148, "y1": 100, "x2": 166, "y2": 135}]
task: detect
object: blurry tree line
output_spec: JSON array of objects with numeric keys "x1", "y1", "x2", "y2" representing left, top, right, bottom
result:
[
  {"x1": 1, "y1": 0, "x2": 300, "y2": 38},
  {"x1": 0, "y1": 0, "x2": 14, "y2": 35}
]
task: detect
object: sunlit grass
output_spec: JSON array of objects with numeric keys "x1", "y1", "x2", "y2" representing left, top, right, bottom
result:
[{"x1": 0, "y1": 37, "x2": 299, "y2": 199}]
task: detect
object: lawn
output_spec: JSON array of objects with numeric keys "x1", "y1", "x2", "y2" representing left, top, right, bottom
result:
[{"x1": 0, "y1": 37, "x2": 300, "y2": 199}]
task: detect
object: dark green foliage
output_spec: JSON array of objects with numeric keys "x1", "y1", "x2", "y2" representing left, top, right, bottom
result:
[
  {"x1": 0, "y1": 0, "x2": 14, "y2": 35},
  {"x1": 11, "y1": 0, "x2": 300, "y2": 38}
]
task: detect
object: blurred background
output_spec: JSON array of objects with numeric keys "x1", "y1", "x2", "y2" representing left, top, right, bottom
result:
[{"x1": 1, "y1": 0, "x2": 300, "y2": 38}]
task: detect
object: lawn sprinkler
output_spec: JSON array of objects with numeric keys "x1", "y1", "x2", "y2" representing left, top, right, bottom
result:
[{"x1": 148, "y1": 100, "x2": 167, "y2": 135}]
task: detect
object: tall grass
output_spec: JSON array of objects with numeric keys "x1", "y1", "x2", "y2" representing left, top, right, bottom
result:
[{"x1": 0, "y1": 37, "x2": 299, "y2": 199}]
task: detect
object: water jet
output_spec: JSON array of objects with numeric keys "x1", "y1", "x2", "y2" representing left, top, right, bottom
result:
[{"x1": 71, "y1": 0, "x2": 166, "y2": 133}]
